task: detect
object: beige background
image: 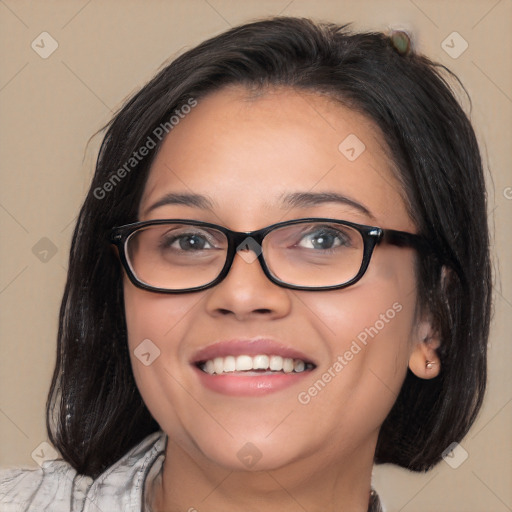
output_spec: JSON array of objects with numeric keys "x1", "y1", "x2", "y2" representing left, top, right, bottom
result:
[{"x1": 0, "y1": 1, "x2": 511, "y2": 511}]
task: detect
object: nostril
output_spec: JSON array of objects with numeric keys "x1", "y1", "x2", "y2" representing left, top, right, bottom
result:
[{"x1": 217, "y1": 308, "x2": 272, "y2": 315}]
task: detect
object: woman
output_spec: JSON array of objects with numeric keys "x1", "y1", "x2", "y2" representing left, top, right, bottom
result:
[{"x1": 0, "y1": 16, "x2": 490, "y2": 512}]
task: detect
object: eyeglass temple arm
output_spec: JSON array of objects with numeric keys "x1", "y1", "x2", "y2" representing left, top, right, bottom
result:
[{"x1": 380, "y1": 229, "x2": 430, "y2": 252}]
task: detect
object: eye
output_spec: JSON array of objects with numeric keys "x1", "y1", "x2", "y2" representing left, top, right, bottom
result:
[
  {"x1": 297, "y1": 227, "x2": 351, "y2": 250},
  {"x1": 160, "y1": 230, "x2": 217, "y2": 251}
]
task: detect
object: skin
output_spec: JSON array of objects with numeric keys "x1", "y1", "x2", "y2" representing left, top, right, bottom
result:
[{"x1": 122, "y1": 86, "x2": 441, "y2": 512}]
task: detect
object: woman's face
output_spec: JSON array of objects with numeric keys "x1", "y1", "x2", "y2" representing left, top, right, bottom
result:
[{"x1": 123, "y1": 86, "x2": 431, "y2": 474}]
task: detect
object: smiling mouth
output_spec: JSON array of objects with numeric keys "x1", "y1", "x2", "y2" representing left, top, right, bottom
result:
[{"x1": 197, "y1": 354, "x2": 316, "y2": 375}]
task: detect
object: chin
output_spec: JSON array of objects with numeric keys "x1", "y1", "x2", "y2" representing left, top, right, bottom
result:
[
  {"x1": 204, "y1": 442, "x2": 298, "y2": 472},
  {"x1": 188, "y1": 426, "x2": 313, "y2": 473}
]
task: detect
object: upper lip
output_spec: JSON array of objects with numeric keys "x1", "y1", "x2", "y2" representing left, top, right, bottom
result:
[{"x1": 191, "y1": 338, "x2": 316, "y2": 366}]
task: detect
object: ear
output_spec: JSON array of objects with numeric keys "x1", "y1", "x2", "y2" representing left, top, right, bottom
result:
[{"x1": 408, "y1": 315, "x2": 441, "y2": 379}]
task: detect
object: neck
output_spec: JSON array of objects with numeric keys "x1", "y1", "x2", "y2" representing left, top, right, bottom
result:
[{"x1": 150, "y1": 436, "x2": 376, "y2": 512}]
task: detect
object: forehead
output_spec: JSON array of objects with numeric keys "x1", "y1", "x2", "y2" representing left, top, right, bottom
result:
[{"x1": 140, "y1": 86, "x2": 414, "y2": 231}]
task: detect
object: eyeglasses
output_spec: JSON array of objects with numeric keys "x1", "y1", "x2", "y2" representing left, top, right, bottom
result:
[{"x1": 110, "y1": 218, "x2": 428, "y2": 293}]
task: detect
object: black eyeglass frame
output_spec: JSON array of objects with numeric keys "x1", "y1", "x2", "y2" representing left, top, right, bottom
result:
[{"x1": 110, "y1": 218, "x2": 429, "y2": 294}]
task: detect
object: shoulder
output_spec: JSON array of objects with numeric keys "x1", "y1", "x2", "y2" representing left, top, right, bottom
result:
[
  {"x1": 0, "y1": 431, "x2": 166, "y2": 512},
  {"x1": 0, "y1": 459, "x2": 85, "y2": 512}
]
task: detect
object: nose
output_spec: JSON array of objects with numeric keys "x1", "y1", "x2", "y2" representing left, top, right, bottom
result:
[{"x1": 203, "y1": 245, "x2": 292, "y2": 321}]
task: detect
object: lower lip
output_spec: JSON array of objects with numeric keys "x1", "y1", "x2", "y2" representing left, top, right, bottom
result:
[{"x1": 193, "y1": 366, "x2": 313, "y2": 396}]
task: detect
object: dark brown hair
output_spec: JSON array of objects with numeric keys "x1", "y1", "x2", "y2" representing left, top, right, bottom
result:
[{"x1": 47, "y1": 16, "x2": 491, "y2": 478}]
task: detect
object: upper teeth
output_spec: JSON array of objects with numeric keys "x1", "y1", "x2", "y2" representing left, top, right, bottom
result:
[{"x1": 200, "y1": 355, "x2": 310, "y2": 375}]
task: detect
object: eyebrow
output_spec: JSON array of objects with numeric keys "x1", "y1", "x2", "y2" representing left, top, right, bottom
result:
[
  {"x1": 143, "y1": 191, "x2": 374, "y2": 220},
  {"x1": 279, "y1": 192, "x2": 375, "y2": 220},
  {"x1": 143, "y1": 193, "x2": 215, "y2": 216}
]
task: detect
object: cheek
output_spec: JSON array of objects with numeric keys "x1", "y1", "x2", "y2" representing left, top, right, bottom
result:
[
  {"x1": 124, "y1": 284, "x2": 198, "y2": 346},
  {"x1": 342, "y1": 248, "x2": 417, "y2": 358},
  {"x1": 294, "y1": 253, "x2": 418, "y2": 436},
  {"x1": 122, "y1": 278, "x2": 201, "y2": 421},
  {"x1": 303, "y1": 285, "x2": 414, "y2": 391},
  {"x1": 304, "y1": 270, "x2": 416, "y2": 365}
]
